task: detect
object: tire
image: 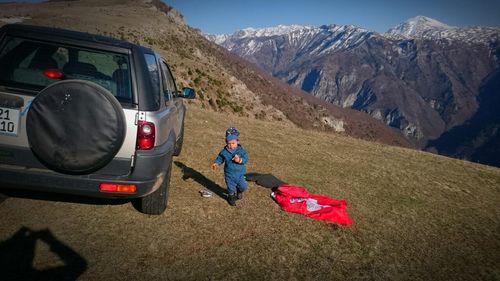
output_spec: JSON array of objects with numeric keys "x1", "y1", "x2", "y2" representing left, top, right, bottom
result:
[
  {"x1": 0, "y1": 193, "x2": 7, "y2": 204},
  {"x1": 26, "y1": 80, "x2": 126, "y2": 174},
  {"x1": 173, "y1": 122, "x2": 184, "y2": 157},
  {"x1": 135, "y1": 160, "x2": 172, "y2": 215}
]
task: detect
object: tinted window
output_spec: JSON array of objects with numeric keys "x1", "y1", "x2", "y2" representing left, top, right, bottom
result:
[
  {"x1": 144, "y1": 53, "x2": 160, "y2": 99},
  {"x1": 0, "y1": 36, "x2": 132, "y2": 102}
]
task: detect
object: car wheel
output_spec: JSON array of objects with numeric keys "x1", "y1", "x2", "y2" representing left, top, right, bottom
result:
[
  {"x1": 173, "y1": 122, "x2": 184, "y2": 156},
  {"x1": 135, "y1": 160, "x2": 172, "y2": 215},
  {"x1": 0, "y1": 193, "x2": 7, "y2": 204},
  {"x1": 26, "y1": 80, "x2": 126, "y2": 174}
]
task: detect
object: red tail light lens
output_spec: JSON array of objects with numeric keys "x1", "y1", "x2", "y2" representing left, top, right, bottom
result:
[
  {"x1": 99, "y1": 183, "x2": 137, "y2": 193},
  {"x1": 137, "y1": 120, "x2": 155, "y2": 150}
]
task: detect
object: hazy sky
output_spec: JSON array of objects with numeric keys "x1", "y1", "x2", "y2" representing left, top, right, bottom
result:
[{"x1": 165, "y1": 0, "x2": 500, "y2": 34}]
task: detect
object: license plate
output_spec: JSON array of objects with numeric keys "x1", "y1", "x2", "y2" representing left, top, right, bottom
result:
[{"x1": 0, "y1": 106, "x2": 21, "y2": 136}]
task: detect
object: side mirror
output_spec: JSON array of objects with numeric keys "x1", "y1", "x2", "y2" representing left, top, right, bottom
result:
[{"x1": 181, "y1": 87, "x2": 196, "y2": 99}]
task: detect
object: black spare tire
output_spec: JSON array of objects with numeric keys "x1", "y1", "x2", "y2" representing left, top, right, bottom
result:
[{"x1": 27, "y1": 80, "x2": 126, "y2": 174}]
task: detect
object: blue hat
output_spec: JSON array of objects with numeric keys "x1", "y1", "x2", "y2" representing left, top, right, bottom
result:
[{"x1": 225, "y1": 127, "x2": 239, "y2": 141}]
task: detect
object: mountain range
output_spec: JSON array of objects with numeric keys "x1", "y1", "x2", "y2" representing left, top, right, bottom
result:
[
  {"x1": 206, "y1": 16, "x2": 500, "y2": 166},
  {"x1": 0, "y1": 0, "x2": 410, "y2": 148}
]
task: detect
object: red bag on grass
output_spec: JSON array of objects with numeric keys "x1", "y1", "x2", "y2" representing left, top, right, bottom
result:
[{"x1": 271, "y1": 184, "x2": 353, "y2": 225}]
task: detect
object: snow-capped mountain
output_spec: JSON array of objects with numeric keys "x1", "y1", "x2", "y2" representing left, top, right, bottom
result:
[
  {"x1": 385, "y1": 15, "x2": 499, "y2": 46},
  {"x1": 234, "y1": 24, "x2": 316, "y2": 38},
  {"x1": 206, "y1": 24, "x2": 375, "y2": 74},
  {"x1": 206, "y1": 16, "x2": 500, "y2": 165},
  {"x1": 386, "y1": 16, "x2": 454, "y2": 38},
  {"x1": 205, "y1": 34, "x2": 230, "y2": 45},
  {"x1": 205, "y1": 25, "x2": 315, "y2": 42},
  {"x1": 208, "y1": 16, "x2": 499, "y2": 57},
  {"x1": 207, "y1": 24, "x2": 373, "y2": 53}
]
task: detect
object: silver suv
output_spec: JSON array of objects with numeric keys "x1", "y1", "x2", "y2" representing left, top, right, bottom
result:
[{"x1": 0, "y1": 24, "x2": 195, "y2": 215}]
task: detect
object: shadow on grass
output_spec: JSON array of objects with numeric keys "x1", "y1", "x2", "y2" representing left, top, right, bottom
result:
[
  {"x1": 0, "y1": 227, "x2": 87, "y2": 281},
  {"x1": 174, "y1": 161, "x2": 227, "y2": 199}
]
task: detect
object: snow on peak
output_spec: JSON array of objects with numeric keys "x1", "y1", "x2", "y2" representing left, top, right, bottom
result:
[
  {"x1": 207, "y1": 24, "x2": 368, "y2": 43},
  {"x1": 236, "y1": 25, "x2": 316, "y2": 38},
  {"x1": 387, "y1": 16, "x2": 454, "y2": 38},
  {"x1": 384, "y1": 16, "x2": 500, "y2": 46},
  {"x1": 205, "y1": 23, "x2": 375, "y2": 56},
  {"x1": 204, "y1": 34, "x2": 230, "y2": 45}
]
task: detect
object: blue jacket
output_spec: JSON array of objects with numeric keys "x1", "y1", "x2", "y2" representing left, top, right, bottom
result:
[{"x1": 214, "y1": 144, "x2": 248, "y2": 178}]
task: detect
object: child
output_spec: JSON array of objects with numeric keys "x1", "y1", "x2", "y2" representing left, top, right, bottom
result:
[{"x1": 211, "y1": 127, "x2": 249, "y2": 206}]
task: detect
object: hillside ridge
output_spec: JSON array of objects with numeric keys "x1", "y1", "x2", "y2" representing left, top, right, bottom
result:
[{"x1": 0, "y1": 0, "x2": 410, "y2": 148}]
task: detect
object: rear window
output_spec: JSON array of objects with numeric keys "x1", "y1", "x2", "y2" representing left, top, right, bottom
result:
[{"x1": 0, "y1": 36, "x2": 132, "y2": 103}]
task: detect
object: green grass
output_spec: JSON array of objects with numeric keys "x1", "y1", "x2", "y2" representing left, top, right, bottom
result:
[{"x1": 1, "y1": 105, "x2": 499, "y2": 280}]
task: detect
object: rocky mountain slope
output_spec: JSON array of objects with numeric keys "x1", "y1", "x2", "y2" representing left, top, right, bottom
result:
[
  {"x1": 0, "y1": 0, "x2": 409, "y2": 147},
  {"x1": 207, "y1": 16, "x2": 500, "y2": 165}
]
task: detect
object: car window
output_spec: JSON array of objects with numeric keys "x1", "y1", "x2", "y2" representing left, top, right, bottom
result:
[
  {"x1": 160, "y1": 60, "x2": 177, "y2": 95},
  {"x1": 0, "y1": 36, "x2": 132, "y2": 103},
  {"x1": 144, "y1": 53, "x2": 160, "y2": 106}
]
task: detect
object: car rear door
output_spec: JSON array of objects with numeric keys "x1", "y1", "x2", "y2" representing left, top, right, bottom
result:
[{"x1": 158, "y1": 58, "x2": 181, "y2": 140}]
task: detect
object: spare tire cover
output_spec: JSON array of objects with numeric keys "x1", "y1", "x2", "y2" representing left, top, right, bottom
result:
[{"x1": 27, "y1": 80, "x2": 126, "y2": 174}]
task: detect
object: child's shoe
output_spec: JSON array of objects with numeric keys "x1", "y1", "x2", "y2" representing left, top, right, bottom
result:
[
  {"x1": 228, "y1": 193, "x2": 237, "y2": 206},
  {"x1": 236, "y1": 191, "x2": 243, "y2": 200}
]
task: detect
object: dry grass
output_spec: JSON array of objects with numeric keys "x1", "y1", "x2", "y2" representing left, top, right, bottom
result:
[{"x1": 1, "y1": 105, "x2": 499, "y2": 280}]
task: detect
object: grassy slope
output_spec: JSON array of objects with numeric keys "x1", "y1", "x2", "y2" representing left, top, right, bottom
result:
[
  {"x1": 163, "y1": 105, "x2": 500, "y2": 280},
  {"x1": 0, "y1": 105, "x2": 498, "y2": 280}
]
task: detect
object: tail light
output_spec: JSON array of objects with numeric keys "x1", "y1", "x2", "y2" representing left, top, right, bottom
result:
[
  {"x1": 136, "y1": 120, "x2": 155, "y2": 150},
  {"x1": 99, "y1": 183, "x2": 137, "y2": 193}
]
